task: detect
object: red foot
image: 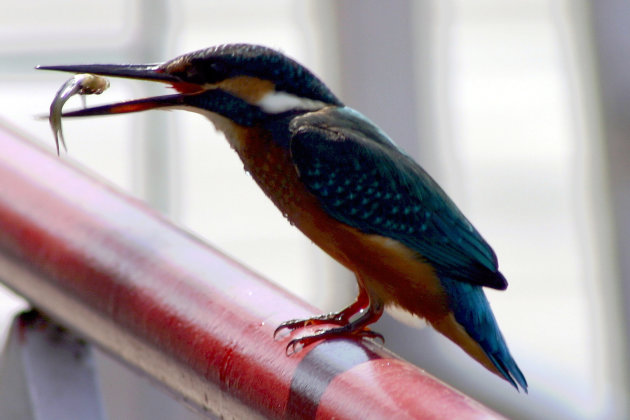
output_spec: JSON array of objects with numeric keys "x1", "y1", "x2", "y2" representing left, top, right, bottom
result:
[
  {"x1": 274, "y1": 311, "x2": 355, "y2": 339},
  {"x1": 276, "y1": 289, "x2": 385, "y2": 354},
  {"x1": 286, "y1": 327, "x2": 384, "y2": 355},
  {"x1": 274, "y1": 288, "x2": 370, "y2": 339}
]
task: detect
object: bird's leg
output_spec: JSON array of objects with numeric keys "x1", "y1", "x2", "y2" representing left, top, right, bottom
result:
[
  {"x1": 284, "y1": 298, "x2": 384, "y2": 354},
  {"x1": 275, "y1": 281, "x2": 386, "y2": 353},
  {"x1": 274, "y1": 284, "x2": 371, "y2": 339}
]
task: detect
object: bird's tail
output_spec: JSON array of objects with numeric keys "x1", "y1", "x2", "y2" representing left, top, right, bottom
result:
[{"x1": 432, "y1": 277, "x2": 528, "y2": 392}]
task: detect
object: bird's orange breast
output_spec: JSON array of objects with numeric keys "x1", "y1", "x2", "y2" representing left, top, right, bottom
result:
[{"x1": 228, "y1": 124, "x2": 451, "y2": 323}]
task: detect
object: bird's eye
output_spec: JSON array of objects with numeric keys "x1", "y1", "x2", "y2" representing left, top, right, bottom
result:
[
  {"x1": 209, "y1": 62, "x2": 227, "y2": 74},
  {"x1": 197, "y1": 60, "x2": 229, "y2": 83}
]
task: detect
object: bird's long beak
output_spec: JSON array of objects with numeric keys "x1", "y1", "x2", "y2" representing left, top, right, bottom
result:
[{"x1": 36, "y1": 63, "x2": 197, "y2": 117}]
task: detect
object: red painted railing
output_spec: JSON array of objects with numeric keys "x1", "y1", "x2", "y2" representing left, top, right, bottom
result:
[{"x1": 0, "y1": 123, "x2": 502, "y2": 419}]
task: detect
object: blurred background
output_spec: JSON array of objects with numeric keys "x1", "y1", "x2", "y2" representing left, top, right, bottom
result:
[{"x1": 1, "y1": 0, "x2": 628, "y2": 419}]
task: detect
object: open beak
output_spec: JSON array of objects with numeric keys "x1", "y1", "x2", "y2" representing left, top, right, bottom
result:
[{"x1": 36, "y1": 63, "x2": 196, "y2": 117}]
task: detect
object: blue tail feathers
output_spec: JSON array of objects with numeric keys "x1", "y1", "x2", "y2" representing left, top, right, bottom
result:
[{"x1": 440, "y1": 277, "x2": 528, "y2": 392}]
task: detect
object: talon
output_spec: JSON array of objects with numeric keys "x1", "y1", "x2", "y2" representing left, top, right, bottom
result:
[
  {"x1": 286, "y1": 338, "x2": 305, "y2": 355},
  {"x1": 357, "y1": 329, "x2": 385, "y2": 344},
  {"x1": 273, "y1": 325, "x2": 291, "y2": 340},
  {"x1": 274, "y1": 318, "x2": 309, "y2": 339}
]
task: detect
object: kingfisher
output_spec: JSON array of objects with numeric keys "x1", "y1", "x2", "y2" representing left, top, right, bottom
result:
[{"x1": 38, "y1": 44, "x2": 527, "y2": 392}]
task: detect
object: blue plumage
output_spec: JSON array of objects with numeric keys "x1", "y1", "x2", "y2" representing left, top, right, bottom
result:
[
  {"x1": 290, "y1": 106, "x2": 527, "y2": 391},
  {"x1": 169, "y1": 44, "x2": 342, "y2": 107},
  {"x1": 440, "y1": 277, "x2": 527, "y2": 391},
  {"x1": 290, "y1": 106, "x2": 507, "y2": 290}
]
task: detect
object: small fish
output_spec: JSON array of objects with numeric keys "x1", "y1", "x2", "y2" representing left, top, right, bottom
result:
[{"x1": 49, "y1": 73, "x2": 110, "y2": 154}]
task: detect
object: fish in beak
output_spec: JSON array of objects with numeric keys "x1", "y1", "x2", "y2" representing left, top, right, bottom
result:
[
  {"x1": 37, "y1": 63, "x2": 201, "y2": 117},
  {"x1": 37, "y1": 63, "x2": 204, "y2": 153}
]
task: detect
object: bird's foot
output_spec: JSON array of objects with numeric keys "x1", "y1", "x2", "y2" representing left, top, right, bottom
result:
[
  {"x1": 276, "y1": 288, "x2": 384, "y2": 354},
  {"x1": 273, "y1": 311, "x2": 354, "y2": 340},
  {"x1": 285, "y1": 326, "x2": 384, "y2": 355}
]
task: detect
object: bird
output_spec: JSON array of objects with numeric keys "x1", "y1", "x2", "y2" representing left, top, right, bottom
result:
[{"x1": 38, "y1": 43, "x2": 527, "y2": 392}]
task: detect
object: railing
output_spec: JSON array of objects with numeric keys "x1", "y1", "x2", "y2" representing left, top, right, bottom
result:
[{"x1": 0, "y1": 123, "x2": 502, "y2": 419}]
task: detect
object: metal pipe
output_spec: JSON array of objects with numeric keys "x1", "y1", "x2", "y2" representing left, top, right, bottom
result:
[{"x1": 0, "y1": 124, "x2": 501, "y2": 419}]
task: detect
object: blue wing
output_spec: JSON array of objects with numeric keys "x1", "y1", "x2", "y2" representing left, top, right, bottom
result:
[{"x1": 289, "y1": 107, "x2": 507, "y2": 290}]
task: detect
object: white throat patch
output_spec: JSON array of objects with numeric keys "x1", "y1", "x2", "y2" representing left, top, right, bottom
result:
[{"x1": 256, "y1": 91, "x2": 326, "y2": 114}]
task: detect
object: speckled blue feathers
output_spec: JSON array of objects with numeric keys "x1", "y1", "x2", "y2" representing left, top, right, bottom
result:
[{"x1": 289, "y1": 107, "x2": 507, "y2": 290}]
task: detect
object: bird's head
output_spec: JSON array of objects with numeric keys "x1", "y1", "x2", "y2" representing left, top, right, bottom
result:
[{"x1": 38, "y1": 44, "x2": 342, "y2": 126}]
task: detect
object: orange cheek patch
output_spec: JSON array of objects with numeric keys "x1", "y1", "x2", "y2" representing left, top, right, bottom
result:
[{"x1": 217, "y1": 76, "x2": 275, "y2": 103}]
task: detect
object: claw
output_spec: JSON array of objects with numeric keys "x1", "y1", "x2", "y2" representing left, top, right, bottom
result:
[
  {"x1": 273, "y1": 323, "x2": 293, "y2": 340},
  {"x1": 286, "y1": 337, "x2": 306, "y2": 355},
  {"x1": 357, "y1": 329, "x2": 385, "y2": 344}
]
